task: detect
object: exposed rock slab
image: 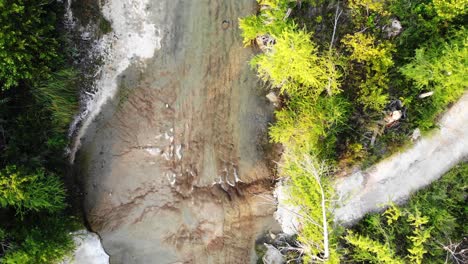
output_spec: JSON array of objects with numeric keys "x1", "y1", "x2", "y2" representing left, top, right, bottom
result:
[
  {"x1": 335, "y1": 93, "x2": 468, "y2": 224},
  {"x1": 76, "y1": 1, "x2": 279, "y2": 263}
]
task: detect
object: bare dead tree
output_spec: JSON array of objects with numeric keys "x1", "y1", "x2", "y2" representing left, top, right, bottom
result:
[
  {"x1": 296, "y1": 154, "x2": 331, "y2": 261},
  {"x1": 326, "y1": 1, "x2": 343, "y2": 96},
  {"x1": 267, "y1": 151, "x2": 332, "y2": 262},
  {"x1": 330, "y1": 1, "x2": 343, "y2": 51},
  {"x1": 436, "y1": 238, "x2": 468, "y2": 264}
]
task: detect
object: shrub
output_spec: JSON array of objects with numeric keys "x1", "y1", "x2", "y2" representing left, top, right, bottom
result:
[
  {"x1": 2, "y1": 215, "x2": 77, "y2": 264},
  {"x1": 0, "y1": 166, "x2": 66, "y2": 215},
  {"x1": 348, "y1": 0, "x2": 388, "y2": 14},
  {"x1": 342, "y1": 33, "x2": 395, "y2": 112},
  {"x1": 252, "y1": 29, "x2": 337, "y2": 97},
  {"x1": 433, "y1": 0, "x2": 467, "y2": 20},
  {"x1": 239, "y1": 0, "x2": 294, "y2": 46},
  {"x1": 239, "y1": 15, "x2": 268, "y2": 46},
  {"x1": 342, "y1": 33, "x2": 394, "y2": 71},
  {"x1": 0, "y1": 0, "x2": 79, "y2": 262},
  {"x1": 345, "y1": 208, "x2": 434, "y2": 263},
  {"x1": 33, "y1": 69, "x2": 79, "y2": 133},
  {"x1": 0, "y1": 0, "x2": 60, "y2": 90},
  {"x1": 400, "y1": 28, "x2": 467, "y2": 129},
  {"x1": 343, "y1": 163, "x2": 468, "y2": 263},
  {"x1": 269, "y1": 95, "x2": 349, "y2": 158},
  {"x1": 281, "y1": 152, "x2": 340, "y2": 263},
  {"x1": 344, "y1": 230, "x2": 404, "y2": 263}
]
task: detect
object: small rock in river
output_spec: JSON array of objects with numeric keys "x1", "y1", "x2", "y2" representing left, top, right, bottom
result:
[{"x1": 222, "y1": 20, "x2": 230, "y2": 30}]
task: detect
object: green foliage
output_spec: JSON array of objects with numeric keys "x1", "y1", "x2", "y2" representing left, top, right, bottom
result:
[
  {"x1": 348, "y1": 0, "x2": 388, "y2": 14},
  {"x1": 282, "y1": 152, "x2": 340, "y2": 263},
  {"x1": 344, "y1": 163, "x2": 468, "y2": 263},
  {"x1": 388, "y1": 0, "x2": 462, "y2": 62},
  {"x1": 0, "y1": 0, "x2": 60, "y2": 90},
  {"x1": 252, "y1": 29, "x2": 341, "y2": 97},
  {"x1": 383, "y1": 203, "x2": 402, "y2": 225},
  {"x1": 344, "y1": 231, "x2": 404, "y2": 263},
  {"x1": 0, "y1": 1, "x2": 81, "y2": 262},
  {"x1": 0, "y1": 166, "x2": 66, "y2": 215},
  {"x1": 347, "y1": 0, "x2": 391, "y2": 30},
  {"x1": 269, "y1": 95, "x2": 349, "y2": 158},
  {"x1": 241, "y1": 5, "x2": 350, "y2": 261},
  {"x1": 241, "y1": 1, "x2": 468, "y2": 262},
  {"x1": 239, "y1": 15, "x2": 267, "y2": 46},
  {"x1": 239, "y1": 0, "x2": 294, "y2": 46},
  {"x1": 2, "y1": 215, "x2": 78, "y2": 264},
  {"x1": 342, "y1": 33, "x2": 394, "y2": 112},
  {"x1": 400, "y1": 29, "x2": 467, "y2": 129},
  {"x1": 345, "y1": 208, "x2": 433, "y2": 263},
  {"x1": 406, "y1": 211, "x2": 432, "y2": 264},
  {"x1": 433, "y1": 0, "x2": 468, "y2": 20},
  {"x1": 342, "y1": 33, "x2": 394, "y2": 71},
  {"x1": 33, "y1": 69, "x2": 79, "y2": 133}
]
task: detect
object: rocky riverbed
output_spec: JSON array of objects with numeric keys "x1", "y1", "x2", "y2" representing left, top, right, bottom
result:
[{"x1": 74, "y1": 0, "x2": 280, "y2": 263}]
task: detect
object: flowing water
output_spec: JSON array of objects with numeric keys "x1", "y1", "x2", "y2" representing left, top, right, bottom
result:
[
  {"x1": 68, "y1": 0, "x2": 162, "y2": 162},
  {"x1": 72, "y1": 1, "x2": 280, "y2": 263}
]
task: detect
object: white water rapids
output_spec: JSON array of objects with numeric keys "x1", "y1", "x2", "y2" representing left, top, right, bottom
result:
[
  {"x1": 67, "y1": 0, "x2": 162, "y2": 162},
  {"x1": 63, "y1": 1, "x2": 161, "y2": 262}
]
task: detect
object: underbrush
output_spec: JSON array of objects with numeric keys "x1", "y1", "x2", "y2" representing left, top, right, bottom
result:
[
  {"x1": 241, "y1": 0, "x2": 467, "y2": 169},
  {"x1": 240, "y1": 0, "x2": 467, "y2": 262},
  {"x1": 342, "y1": 162, "x2": 468, "y2": 263},
  {"x1": 0, "y1": 0, "x2": 83, "y2": 262}
]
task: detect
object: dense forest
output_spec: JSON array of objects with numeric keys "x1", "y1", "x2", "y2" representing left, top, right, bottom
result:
[
  {"x1": 0, "y1": 0, "x2": 80, "y2": 262},
  {"x1": 240, "y1": 0, "x2": 467, "y2": 263}
]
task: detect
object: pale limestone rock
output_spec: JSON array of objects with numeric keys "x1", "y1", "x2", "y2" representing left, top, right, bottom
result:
[
  {"x1": 266, "y1": 92, "x2": 280, "y2": 107},
  {"x1": 263, "y1": 244, "x2": 284, "y2": 264}
]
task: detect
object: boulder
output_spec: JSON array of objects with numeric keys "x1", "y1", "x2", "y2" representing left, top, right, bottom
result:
[
  {"x1": 266, "y1": 92, "x2": 280, "y2": 107},
  {"x1": 385, "y1": 18, "x2": 402, "y2": 38},
  {"x1": 384, "y1": 110, "x2": 402, "y2": 125}
]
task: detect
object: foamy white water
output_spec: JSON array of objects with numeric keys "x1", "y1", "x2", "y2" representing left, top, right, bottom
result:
[
  {"x1": 60, "y1": 230, "x2": 109, "y2": 264},
  {"x1": 69, "y1": 0, "x2": 162, "y2": 162}
]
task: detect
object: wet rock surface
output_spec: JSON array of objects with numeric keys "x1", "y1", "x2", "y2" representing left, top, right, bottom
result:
[{"x1": 76, "y1": 1, "x2": 280, "y2": 263}]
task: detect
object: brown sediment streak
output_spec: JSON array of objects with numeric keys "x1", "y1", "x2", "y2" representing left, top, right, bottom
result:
[{"x1": 78, "y1": 0, "x2": 280, "y2": 263}]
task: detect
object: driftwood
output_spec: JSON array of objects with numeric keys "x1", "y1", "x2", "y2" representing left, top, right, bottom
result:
[{"x1": 419, "y1": 91, "x2": 434, "y2": 99}]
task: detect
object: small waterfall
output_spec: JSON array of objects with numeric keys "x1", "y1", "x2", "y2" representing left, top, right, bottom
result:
[{"x1": 67, "y1": 0, "x2": 162, "y2": 163}]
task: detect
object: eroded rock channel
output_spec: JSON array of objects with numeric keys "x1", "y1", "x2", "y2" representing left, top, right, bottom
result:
[{"x1": 75, "y1": 1, "x2": 279, "y2": 263}]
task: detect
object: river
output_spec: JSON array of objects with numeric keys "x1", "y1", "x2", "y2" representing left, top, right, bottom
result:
[{"x1": 73, "y1": 0, "x2": 280, "y2": 263}]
